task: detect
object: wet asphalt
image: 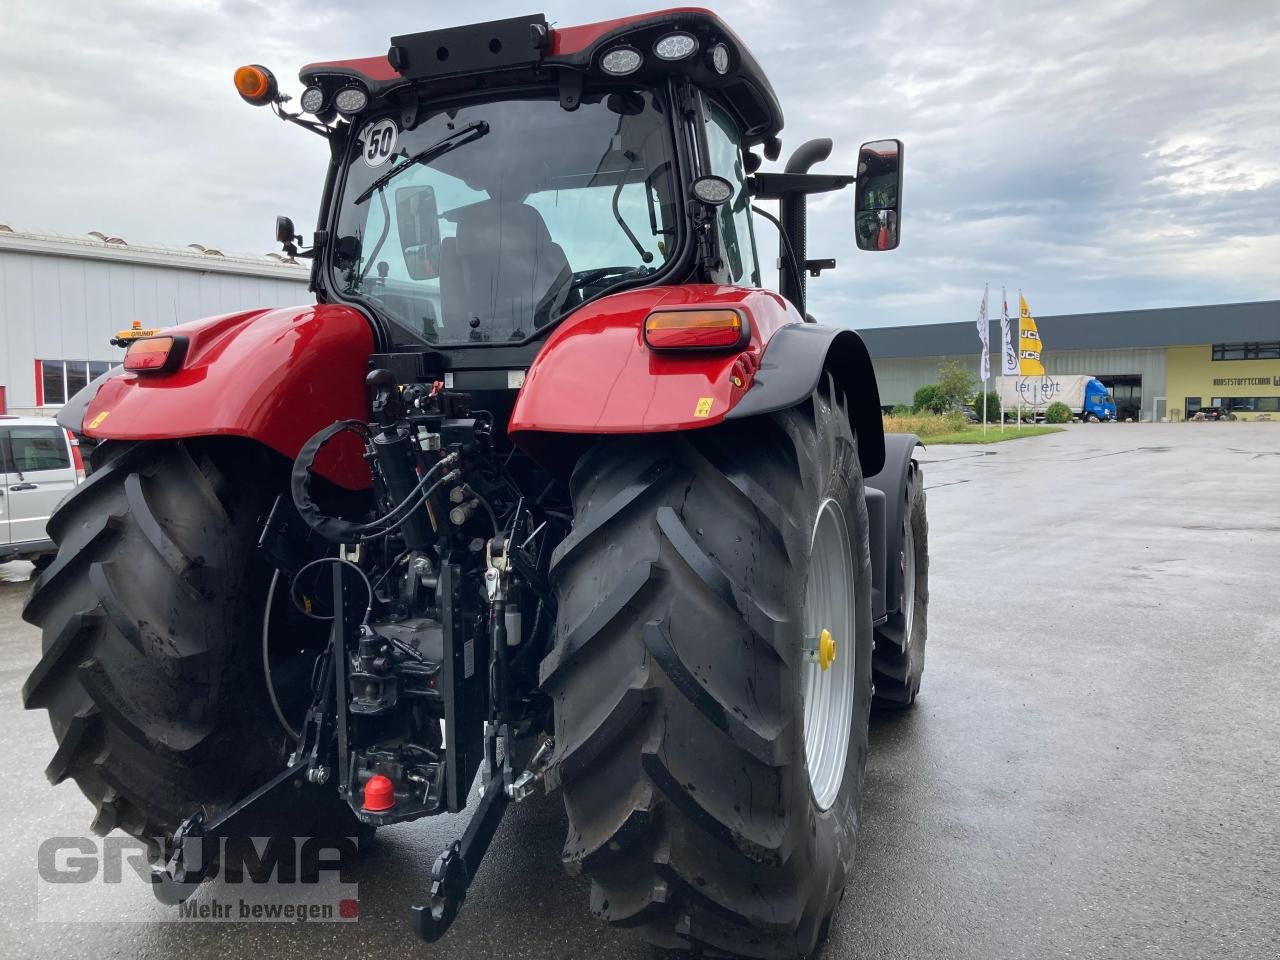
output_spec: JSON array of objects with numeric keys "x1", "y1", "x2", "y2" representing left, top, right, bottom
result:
[{"x1": 0, "y1": 422, "x2": 1276, "y2": 959}]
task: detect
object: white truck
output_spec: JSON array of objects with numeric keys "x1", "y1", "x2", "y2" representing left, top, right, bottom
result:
[{"x1": 996, "y1": 374, "x2": 1117, "y2": 421}]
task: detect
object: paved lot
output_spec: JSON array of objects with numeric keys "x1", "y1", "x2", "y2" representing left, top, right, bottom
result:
[{"x1": 1, "y1": 423, "x2": 1277, "y2": 958}]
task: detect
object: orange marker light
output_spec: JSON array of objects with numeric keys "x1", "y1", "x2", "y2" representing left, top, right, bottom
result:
[
  {"x1": 124, "y1": 336, "x2": 184, "y2": 372},
  {"x1": 644, "y1": 309, "x2": 747, "y2": 350},
  {"x1": 234, "y1": 64, "x2": 278, "y2": 106}
]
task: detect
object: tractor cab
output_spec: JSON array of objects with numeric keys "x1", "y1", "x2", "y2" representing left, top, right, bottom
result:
[{"x1": 238, "y1": 9, "x2": 902, "y2": 354}]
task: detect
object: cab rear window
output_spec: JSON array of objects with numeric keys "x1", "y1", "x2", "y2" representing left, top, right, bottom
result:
[{"x1": 9, "y1": 428, "x2": 70, "y2": 472}]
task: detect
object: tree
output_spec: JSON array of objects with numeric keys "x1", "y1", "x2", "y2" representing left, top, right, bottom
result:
[
  {"x1": 912, "y1": 384, "x2": 948, "y2": 414},
  {"x1": 973, "y1": 389, "x2": 1003, "y2": 423},
  {"x1": 936, "y1": 360, "x2": 977, "y2": 411}
]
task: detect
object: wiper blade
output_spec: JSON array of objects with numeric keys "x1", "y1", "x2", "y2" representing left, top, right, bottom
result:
[
  {"x1": 611, "y1": 150, "x2": 654, "y2": 265},
  {"x1": 353, "y1": 120, "x2": 490, "y2": 205}
]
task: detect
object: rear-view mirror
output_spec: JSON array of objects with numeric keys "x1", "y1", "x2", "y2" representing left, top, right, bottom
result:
[
  {"x1": 855, "y1": 139, "x2": 903, "y2": 251},
  {"x1": 396, "y1": 186, "x2": 442, "y2": 281}
]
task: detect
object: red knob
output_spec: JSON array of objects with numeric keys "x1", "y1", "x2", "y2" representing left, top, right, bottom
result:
[{"x1": 362, "y1": 774, "x2": 396, "y2": 812}]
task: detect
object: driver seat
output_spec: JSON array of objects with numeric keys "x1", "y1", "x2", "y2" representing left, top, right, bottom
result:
[{"x1": 439, "y1": 199, "x2": 570, "y2": 338}]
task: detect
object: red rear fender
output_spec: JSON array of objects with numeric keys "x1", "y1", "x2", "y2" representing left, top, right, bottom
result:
[
  {"x1": 508, "y1": 284, "x2": 801, "y2": 442},
  {"x1": 81, "y1": 304, "x2": 374, "y2": 489}
]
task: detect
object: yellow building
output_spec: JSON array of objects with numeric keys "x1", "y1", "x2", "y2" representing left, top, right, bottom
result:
[
  {"x1": 1166, "y1": 344, "x2": 1280, "y2": 421},
  {"x1": 862, "y1": 300, "x2": 1279, "y2": 422}
]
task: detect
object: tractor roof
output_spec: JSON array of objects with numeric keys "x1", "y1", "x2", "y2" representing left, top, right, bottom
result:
[{"x1": 299, "y1": 8, "x2": 783, "y2": 146}]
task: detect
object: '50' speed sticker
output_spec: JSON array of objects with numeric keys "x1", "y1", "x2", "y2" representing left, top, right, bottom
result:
[{"x1": 359, "y1": 118, "x2": 398, "y2": 167}]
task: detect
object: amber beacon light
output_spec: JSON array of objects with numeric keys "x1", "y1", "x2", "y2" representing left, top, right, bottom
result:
[{"x1": 234, "y1": 64, "x2": 279, "y2": 105}]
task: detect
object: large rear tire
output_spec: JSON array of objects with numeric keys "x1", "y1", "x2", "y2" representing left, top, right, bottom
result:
[
  {"x1": 21, "y1": 440, "x2": 346, "y2": 846},
  {"x1": 871, "y1": 465, "x2": 929, "y2": 708},
  {"x1": 544, "y1": 380, "x2": 873, "y2": 958}
]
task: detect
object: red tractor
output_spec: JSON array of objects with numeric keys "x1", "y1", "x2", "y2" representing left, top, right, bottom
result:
[{"x1": 24, "y1": 10, "x2": 928, "y2": 957}]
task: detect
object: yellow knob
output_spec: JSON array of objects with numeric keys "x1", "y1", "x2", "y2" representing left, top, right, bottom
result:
[{"x1": 818, "y1": 628, "x2": 836, "y2": 671}]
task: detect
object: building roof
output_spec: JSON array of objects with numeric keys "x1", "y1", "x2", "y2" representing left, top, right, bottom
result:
[
  {"x1": 859, "y1": 300, "x2": 1280, "y2": 358},
  {"x1": 0, "y1": 224, "x2": 309, "y2": 282}
]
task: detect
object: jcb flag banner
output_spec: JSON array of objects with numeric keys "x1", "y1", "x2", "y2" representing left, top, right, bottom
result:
[{"x1": 1018, "y1": 293, "x2": 1045, "y2": 376}]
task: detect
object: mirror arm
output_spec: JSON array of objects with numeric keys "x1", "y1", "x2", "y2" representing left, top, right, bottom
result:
[
  {"x1": 270, "y1": 101, "x2": 333, "y2": 139},
  {"x1": 748, "y1": 172, "x2": 853, "y2": 201}
]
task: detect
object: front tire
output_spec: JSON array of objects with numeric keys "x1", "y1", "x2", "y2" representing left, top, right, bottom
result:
[
  {"x1": 871, "y1": 465, "x2": 929, "y2": 708},
  {"x1": 544, "y1": 380, "x2": 873, "y2": 958}
]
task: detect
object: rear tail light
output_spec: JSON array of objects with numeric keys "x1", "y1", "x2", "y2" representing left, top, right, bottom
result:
[
  {"x1": 643, "y1": 309, "x2": 747, "y2": 351},
  {"x1": 124, "y1": 335, "x2": 187, "y2": 373},
  {"x1": 65, "y1": 429, "x2": 85, "y2": 483}
]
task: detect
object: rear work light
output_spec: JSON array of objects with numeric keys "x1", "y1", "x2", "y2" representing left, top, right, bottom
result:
[
  {"x1": 653, "y1": 32, "x2": 698, "y2": 61},
  {"x1": 644, "y1": 309, "x2": 747, "y2": 351},
  {"x1": 124, "y1": 335, "x2": 187, "y2": 373},
  {"x1": 600, "y1": 46, "x2": 643, "y2": 76}
]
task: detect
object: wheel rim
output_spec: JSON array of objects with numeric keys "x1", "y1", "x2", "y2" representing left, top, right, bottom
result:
[
  {"x1": 901, "y1": 515, "x2": 916, "y2": 642},
  {"x1": 803, "y1": 499, "x2": 857, "y2": 811}
]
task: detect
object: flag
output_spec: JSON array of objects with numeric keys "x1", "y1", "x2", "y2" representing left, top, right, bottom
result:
[
  {"x1": 1000, "y1": 286, "x2": 1018, "y2": 376},
  {"x1": 1018, "y1": 293, "x2": 1045, "y2": 376},
  {"x1": 976, "y1": 284, "x2": 990, "y2": 381}
]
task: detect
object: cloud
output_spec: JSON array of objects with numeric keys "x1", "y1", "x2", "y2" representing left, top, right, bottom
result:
[{"x1": 1, "y1": 0, "x2": 1276, "y2": 327}]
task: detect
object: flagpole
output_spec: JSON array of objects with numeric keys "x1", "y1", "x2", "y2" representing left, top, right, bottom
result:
[
  {"x1": 999, "y1": 285, "x2": 1009, "y2": 432},
  {"x1": 978, "y1": 282, "x2": 990, "y2": 436},
  {"x1": 1016, "y1": 288, "x2": 1023, "y2": 431}
]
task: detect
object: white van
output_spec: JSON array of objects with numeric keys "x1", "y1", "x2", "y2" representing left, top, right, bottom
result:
[{"x1": 1, "y1": 416, "x2": 84, "y2": 569}]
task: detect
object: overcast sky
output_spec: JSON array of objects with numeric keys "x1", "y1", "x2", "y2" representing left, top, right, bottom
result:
[{"x1": 2, "y1": 0, "x2": 1277, "y2": 327}]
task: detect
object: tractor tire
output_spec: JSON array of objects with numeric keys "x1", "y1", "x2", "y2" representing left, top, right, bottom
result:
[
  {"x1": 21, "y1": 439, "x2": 355, "y2": 849},
  {"x1": 544, "y1": 379, "x2": 873, "y2": 959},
  {"x1": 871, "y1": 464, "x2": 929, "y2": 708}
]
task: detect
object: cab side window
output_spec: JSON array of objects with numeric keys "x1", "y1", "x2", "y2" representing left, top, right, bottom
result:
[{"x1": 703, "y1": 100, "x2": 761, "y2": 287}]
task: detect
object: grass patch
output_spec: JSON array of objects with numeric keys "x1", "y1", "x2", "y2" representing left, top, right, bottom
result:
[
  {"x1": 925, "y1": 425, "x2": 1064, "y2": 444},
  {"x1": 882, "y1": 411, "x2": 968, "y2": 437},
  {"x1": 883, "y1": 412, "x2": 1064, "y2": 444}
]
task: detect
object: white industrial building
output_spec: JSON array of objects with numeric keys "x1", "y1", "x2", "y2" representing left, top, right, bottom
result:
[
  {"x1": 860, "y1": 301, "x2": 1280, "y2": 422},
  {"x1": 0, "y1": 225, "x2": 309, "y2": 415}
]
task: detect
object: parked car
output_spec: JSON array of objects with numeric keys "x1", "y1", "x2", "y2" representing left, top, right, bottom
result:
[{"x1": 0, "y1": 416, "x2": 85, "y2": 568}]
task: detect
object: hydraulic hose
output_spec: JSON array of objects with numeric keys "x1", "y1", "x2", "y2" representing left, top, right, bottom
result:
[
  {"x1": 290, "y1": 416, "x2": 456, "y2": 544},
  {"x1": 262, "y1": 569, "x2": 301, "y2": 741}
]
